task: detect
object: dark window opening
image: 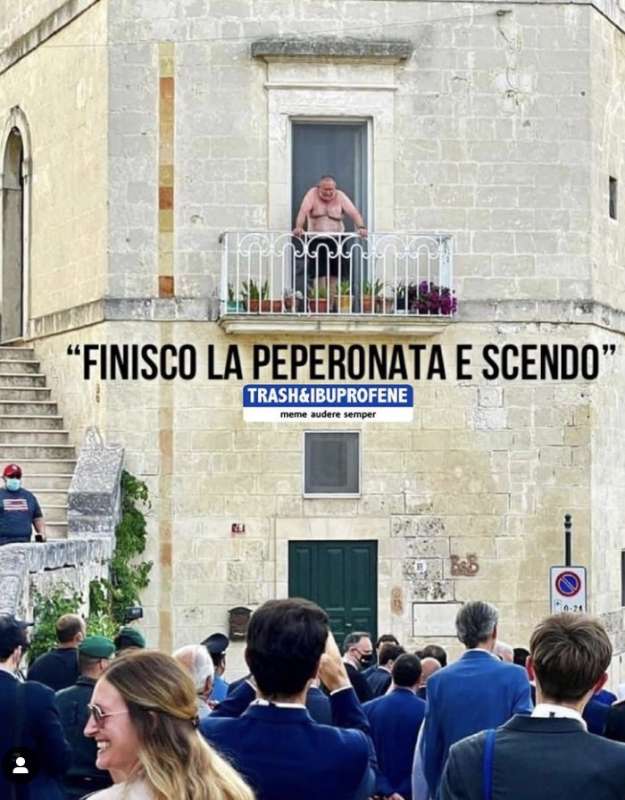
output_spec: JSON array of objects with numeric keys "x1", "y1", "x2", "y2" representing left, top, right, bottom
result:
[
  {"x1": 610, "y1": 177, "x2": 617, "y2": 220},
  {"x1": 621, "y1": 550, "x2": 625, "y2": 606},
  {"x1": 304, "y1": 432, "x2": 360, "y2": 495}
]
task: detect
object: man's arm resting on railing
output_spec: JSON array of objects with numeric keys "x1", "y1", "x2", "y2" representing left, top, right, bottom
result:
[
  {"x1": 293, "y1": 189, "x2": 315, "y2": 236},
  {"x1": 339, "y1": 191, "x2": 367, "y2": 236}
]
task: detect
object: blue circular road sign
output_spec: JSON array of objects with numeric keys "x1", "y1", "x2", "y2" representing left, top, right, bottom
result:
[{"x1": 556, "y1": 571, "x2": 581, "y2": 597}]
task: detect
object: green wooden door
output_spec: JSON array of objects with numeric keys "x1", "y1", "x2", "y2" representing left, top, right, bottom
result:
[{"x1": 288, "y1": 540, "x2": 377, "y2": 644}]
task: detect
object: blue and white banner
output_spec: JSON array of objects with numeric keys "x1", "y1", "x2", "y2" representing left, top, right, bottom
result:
[{"x1": 242, "y1": 383, "x2": 414, "y2": 422}]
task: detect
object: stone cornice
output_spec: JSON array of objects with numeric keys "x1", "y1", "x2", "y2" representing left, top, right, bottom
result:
[
  {"x1": 0, "y1": 0, "x2": 101, "y2": 75},
  {"x1": 251, "y1": 36, "x2": 414, "y2": 63}
]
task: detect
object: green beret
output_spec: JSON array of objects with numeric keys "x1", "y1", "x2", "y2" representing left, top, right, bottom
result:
[
  {"x1": 79, "y1": 635, "x2": 115, "y2": 659},
  {"x1": 114, "y1": 626, "x2": 146, "y2": 650}
]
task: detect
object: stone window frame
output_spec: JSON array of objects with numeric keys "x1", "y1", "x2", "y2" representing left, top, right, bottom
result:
[
  {"x1": 264, "y1": 62, "x2": 397, "y2": 233},
  {"x1": 302, "y1": 430, "x2": 362, "y2": 498}
]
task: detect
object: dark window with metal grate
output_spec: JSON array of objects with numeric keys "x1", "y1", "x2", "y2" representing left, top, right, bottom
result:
[{"x1": 304, "y1": 432, "x2": 360, "y2": 495}]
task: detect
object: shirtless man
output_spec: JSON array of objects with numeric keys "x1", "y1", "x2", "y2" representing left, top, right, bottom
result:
[
  {"x1": 292, "y1": 176, "x2": 367, "y2": 299},
  {"x1": 292, "y1": 176, "x2": 367, "y2": 238}
]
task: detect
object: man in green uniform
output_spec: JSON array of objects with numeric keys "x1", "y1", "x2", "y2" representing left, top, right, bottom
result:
[{"x1": 55, "y1": 635, "x2": 115, "y2": 798}]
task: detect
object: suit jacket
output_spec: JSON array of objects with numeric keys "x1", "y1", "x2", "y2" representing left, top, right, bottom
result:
[
  {"x1": 366, "y1": 666, "x2": 392, "y2": 698},
  {"x1": 605, "y1": 701, "x2": 625, "y2": 743},
  {"x1": 0, "y1": 671, "x2": 72, "y2": 800},
  {"x1": 345, "y1": 661, "x2": 373, "y2": 703},
  {"x1": 420, "y1": 649, "x2": 532, "y2": 796},
  {"x1": 439, "y1": 715, "x2": 625, "y2": 800},
  {"x1": 56, "y1": 676, "x2": 112, "y2": 797},
  {"x1": 201, "y1": 686, "x2": 375, "y2": 800},
  {"x1": 364, "y1": 688, "x2": 426, "y2": 799},
  {"x1": 583, "y1": 696, "x2": 611, "y2": 736},
  {"x1": 27, "y1": 647, "x2": 79, "y2": 692},
  {"x1": 212, "y1": 679, "x2": 332, "y2": 725}
]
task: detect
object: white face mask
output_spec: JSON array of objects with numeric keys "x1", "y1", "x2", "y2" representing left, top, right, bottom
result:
[{"x1": 5, "y1": 478, "x2": 20, "y2": 491}]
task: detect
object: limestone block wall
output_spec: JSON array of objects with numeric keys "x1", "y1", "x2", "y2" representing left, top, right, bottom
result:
[
  {"x1": 34, "y1": 319, "x2": 589, "y2": 672},
  {"x1": 103, "y1": 1, "x2": 601, "y2": 310},
  {"x1": 589, "y1": 13, "x2": 625, "y2": 311},
  {"x1": 589, "y1": 326, "x2": 625, "y2": 682},
  {"x1": 0, "y1": 0, "x2": 108, "y2": 319}
]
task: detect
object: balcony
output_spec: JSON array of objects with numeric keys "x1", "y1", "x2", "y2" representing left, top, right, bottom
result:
[{"x1": 219, "y1": 231, "x2": 455, "y2": 336}]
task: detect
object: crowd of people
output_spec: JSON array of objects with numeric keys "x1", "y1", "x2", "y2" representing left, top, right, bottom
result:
[{"x1": 2, "y1": 600, "x2": 625, "y2": 799}]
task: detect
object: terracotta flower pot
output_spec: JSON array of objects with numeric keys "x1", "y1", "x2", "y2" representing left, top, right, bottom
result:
[
  {"x1": 338, "y1": 295, "x2": 352, "y2": 313},
  {"x1": 308, "y1": 298, "x2": 328, "y2": 313}
]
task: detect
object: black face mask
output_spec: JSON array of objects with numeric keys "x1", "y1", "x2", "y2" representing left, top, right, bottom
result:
[{"x1": 358, "y1": 653, "x2": 375, "y2": 669}]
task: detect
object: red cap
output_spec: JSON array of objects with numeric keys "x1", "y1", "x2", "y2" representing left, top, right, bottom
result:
[{"x1": 3, "y1": 464, "x2": 22, "y2": 479}]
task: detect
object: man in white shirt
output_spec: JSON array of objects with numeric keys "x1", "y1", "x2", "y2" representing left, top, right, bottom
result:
[{"x1": 439, "y1": 613, "x2": 625, "y2": 800}]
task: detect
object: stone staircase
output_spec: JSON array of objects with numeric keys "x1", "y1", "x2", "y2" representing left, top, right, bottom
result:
[{"x1": 0, "y1": 346, "x2": 74, "y2": 539}]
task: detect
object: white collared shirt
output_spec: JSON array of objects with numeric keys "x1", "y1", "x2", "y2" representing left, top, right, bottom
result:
[{"x1": 531, "y1": 703, "x2": 586, "y2": 730}]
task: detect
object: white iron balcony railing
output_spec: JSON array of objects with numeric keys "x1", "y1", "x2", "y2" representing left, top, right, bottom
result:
[{"x1": 219, "y1": 231, "x2": 455, "y2": 317}]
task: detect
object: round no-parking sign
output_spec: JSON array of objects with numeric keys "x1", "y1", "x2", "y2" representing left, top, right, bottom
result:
[{"x1": 550, "y1": 566, "x2": 587, "y2": 614}]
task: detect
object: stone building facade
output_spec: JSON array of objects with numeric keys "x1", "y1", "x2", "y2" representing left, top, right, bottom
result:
[{"x1": 1, "y1": 0, "x2": 625, "y2": 679}]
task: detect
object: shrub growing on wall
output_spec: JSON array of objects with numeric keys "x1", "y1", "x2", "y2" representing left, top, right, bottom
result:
[
  {"x1": 29, "y1": 584, "x2": 82, "y2": 662},
  {"x1": 88, "y1": 470, "x2": 152, "y2": 626},
  {"x1": 31, "y1": 470, "x2": 152, "y2": 656}
]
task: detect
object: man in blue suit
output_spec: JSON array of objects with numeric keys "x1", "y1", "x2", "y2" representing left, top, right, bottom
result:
[
  {"x1": 364, "y1": 653, "x2": 426, "y2": 799},
  {"x1": 0, "y1": 613, "x2": 71, "y2": 800},
  {"x1": 366, "y1": 643, "x2": 405, "y2": 698},
  {"x1": 201, "y1": 598, "x2": 375, "y2": 800},
  {"x1": 416, "y1": 601, "x2": 532, "y2": 798},
  {"x1": 439, "y1": 613, "x2": 625, "y2": 800}
]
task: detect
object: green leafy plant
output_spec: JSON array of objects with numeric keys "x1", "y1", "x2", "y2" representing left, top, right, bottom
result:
[
  {"x1": 89, "y1": 470, "x2": 152, "y2": 627},
  {"x1": 338, "y1": 280, "x2": 352, "y2": 296},
  {"x1": 308, "y1": 283, "x2": 328, "y2": 299},
  {"x1": 240, "y1": 280, "x2": 269, "y2": 301},
  {"x1": 362, "y1": 279, "x2": 383, "y2": 297},
  {"x1": 30, "y1": 584, "x2": 82, "y2": 662}
]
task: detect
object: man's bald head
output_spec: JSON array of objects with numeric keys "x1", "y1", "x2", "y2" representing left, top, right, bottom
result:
[{"x1": 419, "y1": 656, "x2": 442, "y2": 687}]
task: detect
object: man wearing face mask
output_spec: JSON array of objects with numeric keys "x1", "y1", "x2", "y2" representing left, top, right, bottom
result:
[
  {"x1": 0, "y1": 463, "x2": 46, "y2": 545},
  {"x1": 343, "y1": 632, "x2": 374, "y2": 703}
]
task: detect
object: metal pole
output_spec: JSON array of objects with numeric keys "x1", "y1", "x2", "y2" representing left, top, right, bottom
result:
[{"x1": 564, "y1": 513, "x2": 572, "y2": 567}]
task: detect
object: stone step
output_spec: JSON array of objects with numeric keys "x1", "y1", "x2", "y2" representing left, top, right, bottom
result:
[
  {"x1": 0, "y1": 444, "x2": 75, "y2": 459},
  {"x1": 41, "y1": 503, "x2": 68, "y2": 523},
  {"x1": 25, "y1": 474, "x2": 73, "y2": 491},
  {"x1": 17, "y1": 459, "x2": 75, "y2": 475},
  {"x1": 0, "y1": 387, "x2": 51, "y2": 401},
  {"x1": 0, "y1": 374, "x2": 46, "y2": 387},
  {"x1": 0, "y1": 401, "x2": 57, "y2": 415},
  {"x1": 0, "y1": 347, "x2": 35, "y2": 361},
  {"x1": 32, "y1": 489, "x2": 70, "y2": 505},
  {"x1": 0, "y1": 415, "x2": 64, "y2": 430},
  {"x1": 47, "y1": 520, "x2": 68, "y2": 539},
  {"x1": 0, "y1": 430, "x2": 69, "y2": 444},
  {"x1": 0, "y1": 360, "x2": 41, "y2": 374}
]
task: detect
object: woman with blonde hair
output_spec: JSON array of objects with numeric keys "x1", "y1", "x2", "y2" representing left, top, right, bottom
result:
[{"x1": 84, "y1": 649, "x2": 254, "y2": 800}]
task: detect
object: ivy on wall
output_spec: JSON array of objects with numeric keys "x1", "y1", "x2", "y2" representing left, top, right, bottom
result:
[
  {"x1": 89, "y1": 470, "x2": 153, "y2": 626},
  {"x1": 30, "y1": 470, "x2": 152, "y2": 659}
]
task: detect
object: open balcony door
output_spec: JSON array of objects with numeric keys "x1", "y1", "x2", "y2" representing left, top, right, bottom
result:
[{"x1": 291, "y1": 121, "x2": 368, "y2": 231}]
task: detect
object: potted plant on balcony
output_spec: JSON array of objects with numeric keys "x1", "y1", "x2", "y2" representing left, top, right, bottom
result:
[
  {"x1": 227, "y1": 284, "x2": 245, "y2": 313},
  {"x1": 361, "y1": 279, "x2": 384, "y2": 313},
  {"x1": 337, "y1": 280, "x2": 353, "y2": 313},
  {"x1": 308, "y1": 283, "x2": 328, "y2": 313},
  {"x1": 240, "y1": 279, "x2": 270, "y2": 312},
  {"x1": 412, "y1": 280, "x2": 458, "y2": 316},
  {"x1": 393, "y1": 281, "x2": 409, "y2": 312}
]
